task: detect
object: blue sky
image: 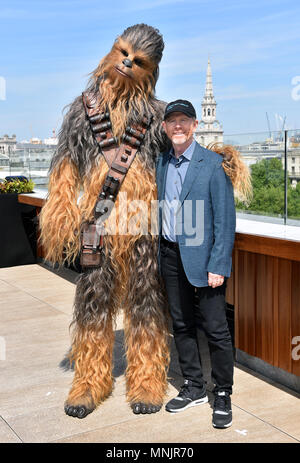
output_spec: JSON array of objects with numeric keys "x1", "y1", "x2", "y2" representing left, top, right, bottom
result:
[{"x1": 1, "y1": 0, "x2": 300, "y2": 140}]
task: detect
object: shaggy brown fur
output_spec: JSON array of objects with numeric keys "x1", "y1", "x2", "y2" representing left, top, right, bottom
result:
[
  {"x1": 40, "y1": 24, "x2": 170, "y2": 419},
  {"x1": 39, "y1": 158, "x2": 81, "y2": 264},
  {"x1": 207, "y1": 142, "x2": 252, "y2": 205}
]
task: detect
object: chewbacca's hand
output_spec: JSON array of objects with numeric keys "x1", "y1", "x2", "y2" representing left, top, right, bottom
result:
[{"x1": 208, "y1": 272, "x2": 224, "y2": 288}]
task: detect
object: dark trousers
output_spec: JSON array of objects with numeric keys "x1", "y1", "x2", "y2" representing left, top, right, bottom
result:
[{"x1": 160, "y1": 239, "x2": 234, "y2": 394}]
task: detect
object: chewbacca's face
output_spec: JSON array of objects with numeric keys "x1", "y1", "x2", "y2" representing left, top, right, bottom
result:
[
  {"x1": 99, "y1": 37, "x2": 157, "y2": 93},
  {"x1": 93, "y1": 24, "x2": 163, "y2": 136}
]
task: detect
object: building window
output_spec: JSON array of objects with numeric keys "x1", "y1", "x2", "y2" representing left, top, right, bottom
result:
[
  {"x1": 203, "y1": 109, "x2": 206, "y2": 117},
  {"x1": 212, "y1": 109, "x2": 215, "y2": 116},
  {"x1": 207, "y1": 108, "x2": 211, "y2": 116}
]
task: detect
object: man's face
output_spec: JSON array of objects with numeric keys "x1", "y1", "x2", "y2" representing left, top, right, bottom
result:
[{"x1": 162, "y1": 112, "x2": 198, "y2": 145}]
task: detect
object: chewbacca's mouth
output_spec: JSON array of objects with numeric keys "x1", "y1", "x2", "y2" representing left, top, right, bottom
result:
[{"x1": 115, "y1": 66, "x2": 131, "y2": 78}]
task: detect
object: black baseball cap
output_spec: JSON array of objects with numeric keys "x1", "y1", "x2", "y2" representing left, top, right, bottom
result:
[{"x1": 164, "y1": 99, "x2": 196, "y2": 120}]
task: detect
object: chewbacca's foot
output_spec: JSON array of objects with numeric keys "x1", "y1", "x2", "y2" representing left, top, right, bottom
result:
[
  {"x1": 64, "y1": 403, "x2": 95, "y2": 419},
  {"x1": 64, "y1": 393, "x2": 96, "y2": 419},
  {"x1": 131, "y1": 402, "x2": 161, "y2": 415}
]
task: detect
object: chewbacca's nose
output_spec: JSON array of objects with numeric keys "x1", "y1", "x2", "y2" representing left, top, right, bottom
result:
[{"x1": 122, "y1": 58, "x2": 132, "y2": 68}]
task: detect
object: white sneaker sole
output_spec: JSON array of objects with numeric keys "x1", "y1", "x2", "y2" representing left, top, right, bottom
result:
[
  {"x1": 166, "y1": 395, "x2": 208, "y2": 413},
  {"x1": 212, "y1": 419, "x2": 232, "y2": 428}
]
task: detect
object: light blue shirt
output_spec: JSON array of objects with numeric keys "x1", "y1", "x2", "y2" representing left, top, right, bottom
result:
[{"x1": 162, "y1": 139, "x2": 196, "y2": 242}]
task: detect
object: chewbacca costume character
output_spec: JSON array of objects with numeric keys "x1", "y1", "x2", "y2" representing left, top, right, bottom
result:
[
  {"x1": 40, "y1": 23, "x2": 252, "y2": 420},
  {"x1": 39, "y1": 24, "x2": 171, "y2": 419}
]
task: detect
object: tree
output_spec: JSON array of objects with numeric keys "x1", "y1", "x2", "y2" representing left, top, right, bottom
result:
[
  {"x1": 250, "y1": 158, "x2": 284, "y2": 190},
  {"x1": 287, "y1": 183, "x2": 300, "y2": 219},
  {"x1": 236, "y1": 157, "x2": 300, "y2": 219}
]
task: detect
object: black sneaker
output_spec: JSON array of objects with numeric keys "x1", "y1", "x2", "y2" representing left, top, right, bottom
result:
[
  {"x1": 165, "y1": 380, "x2": 208, "y2": 413},
  {"x1": 212, "y1": 391, "x2": 232, "y2": 428}
]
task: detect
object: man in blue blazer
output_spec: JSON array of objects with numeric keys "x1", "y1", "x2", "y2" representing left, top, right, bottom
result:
[{"x1": 156, "y1": 100, "x2": 236, "y2": 428}]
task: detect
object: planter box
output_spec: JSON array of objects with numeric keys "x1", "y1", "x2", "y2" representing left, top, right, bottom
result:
[{"x1": 0, "y1": 193, "x2": 36, "y2": 268}]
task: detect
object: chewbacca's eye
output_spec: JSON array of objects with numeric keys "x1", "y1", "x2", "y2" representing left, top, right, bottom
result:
[
  {"x1": 133, "y1": 58, "x2": 143, "y2": 67},
  {"x1": 121, "y1": 49, "x2": 128, "y2": 57}
]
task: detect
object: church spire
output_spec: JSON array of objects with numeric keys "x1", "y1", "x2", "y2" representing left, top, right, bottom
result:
[
  {"x1": 194, "y1": 57, "x2": 223, "y2": 147},
  {"x1": 203, "y1": 57, "x2": 216, "y2": 107},
  {"x1": 205, "y1": 57, "x2": 214, "y2": 98}
]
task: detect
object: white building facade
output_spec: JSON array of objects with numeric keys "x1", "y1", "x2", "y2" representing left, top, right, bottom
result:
[{"x1": 0, "y1": 134, "x2": 17, "y2": 156}]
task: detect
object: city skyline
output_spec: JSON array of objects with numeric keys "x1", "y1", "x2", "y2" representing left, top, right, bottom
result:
[{"x1": 1, "y1": 0, "x2": 300, "y2": 140}]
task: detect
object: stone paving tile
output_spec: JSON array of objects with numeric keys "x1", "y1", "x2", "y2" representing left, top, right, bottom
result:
[
  {"x1": 0, "y1": 290, "x2": 65, "y2": 324},
  {"x1": 0, "y1": 264, "x2": 75, "y2": 316},
  {"x1": 53, "y1": 393, "x2": 297, "y2": 444},
  {"x1": 5, "y1": 388, "x2": 151, "y2": 443},
  {"x1": 0, "y1": 371, "x2": 128, "y2": 423},
  {"x1": 0, "y1": 316, "x2": 131, "y2": 421},
  {"x1": 232, "y1": 366, "x2": 300, "y2": 441},
  {"x1": 0, "y1": 313, "x2": 71, "y2": 368},
  {"x1": 0, "y1": 417, "x2": 22, "y2": 443},
  {"x1": 31, "y1": 292, "x2": 75, "y2": 316},
  {"x1": 0, "y1": 302, "x2": 71, "y2": 420},
  {"x1": 1, "y1": 264, "x2": 299, "y2": 444},
  {"x1": 3, "y1": 377, "x2": 177, "y2": 443},
  {"x1": 1, "y1": 377, "x2": 71, "y2": 420}
]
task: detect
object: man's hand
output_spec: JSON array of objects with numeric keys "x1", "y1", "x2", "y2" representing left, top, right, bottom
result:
[{"x1": 208, "y1": 272, "x2": 224, "y2": 288}]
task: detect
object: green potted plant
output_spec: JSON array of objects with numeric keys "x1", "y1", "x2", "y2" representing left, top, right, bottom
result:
[
  {"x1": 0, "y1": 177, "x2": 36, "y2": 268},
  {"x1": 0, "y1": 177, "x2": 35, "y2": 194}
]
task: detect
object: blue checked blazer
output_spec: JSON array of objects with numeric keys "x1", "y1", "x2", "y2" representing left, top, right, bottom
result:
[{"x1": 156, "y1": 141, "x2": 236, "y2": 287}]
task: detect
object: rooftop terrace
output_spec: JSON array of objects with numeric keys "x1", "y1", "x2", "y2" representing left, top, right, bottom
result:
[{"x1": 0, "y1": 264, "x2": 299, "y2": 444}]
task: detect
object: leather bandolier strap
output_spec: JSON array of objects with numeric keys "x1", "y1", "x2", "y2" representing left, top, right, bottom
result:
[{"x1": 80, "y1": 91, "x2": 152, "y2": 268}]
